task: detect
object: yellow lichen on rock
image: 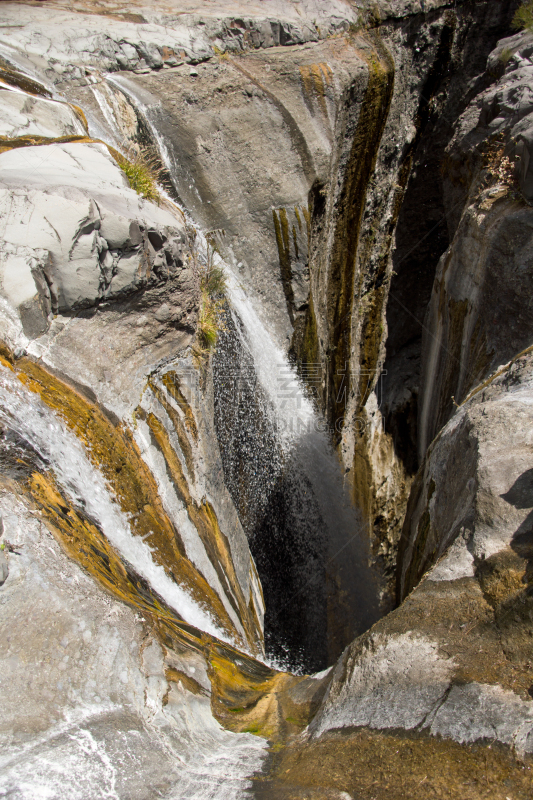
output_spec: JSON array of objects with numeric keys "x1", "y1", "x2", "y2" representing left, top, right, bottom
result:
[
  {"x1": 160, "y1": 371, "x2": 199, "y2": 442},
  {"x1": 2, "y1": 350, "x2": 250, "y2": 649},
  {"x1": 207, "y1": 644, "x2": 328, "y2": 743},
  {"x1": 299, "y1": 63, "x2": 332, "y2": 117},
  {"x1": 138, "y1": 404, "x2": 264, "y2": 653}
]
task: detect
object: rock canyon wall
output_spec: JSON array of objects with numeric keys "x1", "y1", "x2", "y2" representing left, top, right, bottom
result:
[{"x1": 0, "y1": 1, "x2": 532, "y2": 798}]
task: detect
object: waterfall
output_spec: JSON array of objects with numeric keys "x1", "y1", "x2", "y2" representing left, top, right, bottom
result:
[
  {"x1": 49, "y1": 70, "x2": 381, "y2": 672},
  {"x1": 93, "y1": 72, "x2": 381, "y2": 671},
  {"x1": 213, "y1": 273, "x2": 381, "y2": 672}
]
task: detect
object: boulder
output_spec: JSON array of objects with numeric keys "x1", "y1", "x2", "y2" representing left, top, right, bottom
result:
[{"x1": 0, "y1": 141, "x2": 189, "y2": 336}]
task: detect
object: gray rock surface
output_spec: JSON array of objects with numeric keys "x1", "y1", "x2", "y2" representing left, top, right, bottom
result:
[
  {"x1": 0, "y1": 62, "x2": 264, "y2": 666},
  {"x1": 0, "y1": 0, "x2": 458, "y2": 86},
  {"x1": 0, "y1": 84, "x2": 86, "y2": 139},
  {"x1": 1, "y1": 2, "x2": 532, "y2": 798},
  {"x1": 0, "y1": 140, "x2": 190, "y2": 328},
  {"x1": 419, "y1": 31, "x2": 533, "y2": 456},
  {"x1": 0, "y1": 492, "x2": 266, "y2": 799},
  {"x1": 92, "y1": 41, "x2": 370, "y2": 343}
]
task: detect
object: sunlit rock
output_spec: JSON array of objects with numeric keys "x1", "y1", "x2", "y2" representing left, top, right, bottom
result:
[{"x1": 0, "y1": 1, "x2": 532, "y2": 798}]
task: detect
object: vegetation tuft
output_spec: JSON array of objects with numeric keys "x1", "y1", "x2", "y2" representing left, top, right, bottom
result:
[
  {"x1": 197, "y1": 264, "x2": 227, "y2": 353},
  {"x1": 498, "y1": 46, "x2": 516, "y2": 65},
  {"x1": 189, "y1": 229, "x2": 227, "y2": 361},
  {"x1": 115, "y1": 146, "x2": 164, "y2": 203},
  {"x1": 513, "y1": 0, "x2": 533, "y2": 32},
  {"x1": 481, "y1": 134, "x2": 518, "y2": 188},
  {"x1": 213, "y1": 45, "x2": 229, "y2": 60}
]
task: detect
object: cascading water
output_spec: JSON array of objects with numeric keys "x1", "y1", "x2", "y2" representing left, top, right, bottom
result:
[
  {"x1": 0, "y1": 366, "x2": 229, "y2": 643},
  {"x1": 0, "y1": 364, "x2": 270, "y2": 800},
  {"x1": 213, "y1": 270, "x2": 380, "y2": 672},
  {"x1": 63, "y1": 71, "x2": 381, "y2": 672},
  {"x1": 93, "y1": 73, "x2": 381, "y2": 671}
]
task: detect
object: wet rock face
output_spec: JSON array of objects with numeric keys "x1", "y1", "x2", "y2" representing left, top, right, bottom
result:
[
  {"x1": 289, "y1": 1, "x2": 518, "y2": 604},
  {"x1": 99, "y1": 42, "x2": 370, "y2": 344},
  {"x1": 0, "y1": 492, "x2": 268, "y2": 800},
  {"x1": 272, "y1": 359, "x2": 533, "y2": 796},
  {"x1": 0, "y1": 39, "x2": 267, "y2": 791}
]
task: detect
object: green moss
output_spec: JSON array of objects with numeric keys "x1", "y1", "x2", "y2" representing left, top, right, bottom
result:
[
  {"x1": 273, "y1": 208, "x2": 295, "y2": 322},
  {"x1": 348, "y1": 3, "x2": 382, "y2": 35},
  {"x1": 513, "y1": 0, "x2": 533, "y2": 31},
  {"x1": 243, "y1": 723, "x2": 262, "y2": 735}
]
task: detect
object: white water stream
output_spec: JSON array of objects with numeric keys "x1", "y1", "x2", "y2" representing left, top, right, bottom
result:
[{"x1": 0, "y1": 366, "x2": 229, "y2": 643}]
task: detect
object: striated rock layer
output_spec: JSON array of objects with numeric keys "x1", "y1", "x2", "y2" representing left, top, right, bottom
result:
[{"x1": 0, "y1": 1, "x2": 532, "y2": 799}]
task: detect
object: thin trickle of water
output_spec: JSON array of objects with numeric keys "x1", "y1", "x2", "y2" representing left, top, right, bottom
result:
[
  {"x1": 0, "y1": 366, "x2": 231, "y2": 644},
  {"x1": 106, "y1": 73, "x2": 175, "y2": 172},
  {"x1": 0, "y1": 43, "x2": 58, "y2": 98}
]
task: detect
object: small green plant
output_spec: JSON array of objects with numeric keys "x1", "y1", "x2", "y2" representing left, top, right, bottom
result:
[
  {"x1": 0, "y1": 542, "x2": 5, "y2": 551},
  {"x1": 115, "y1": 146, "x2": 164, "y2": 203},
  {"x1": 197, "y1": 268, "x2": 226, "y2": 351},
  {"x1": 498, "y1": 46, "x2": 516, "y2": 65},
  {"x1": 193, "y1": 239, "x2": 227, "y2": 359},
  {"x1": 242, "y1": 722, "x2": 262, "y2": 735},
  {"x1": 513, "y1": 0, "x2": 533, "y2": 32}
]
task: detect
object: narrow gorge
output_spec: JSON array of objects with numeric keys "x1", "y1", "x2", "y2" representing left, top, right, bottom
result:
[{"x1": 0, "y1": 1, "x2": 532, "y2": 798}]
